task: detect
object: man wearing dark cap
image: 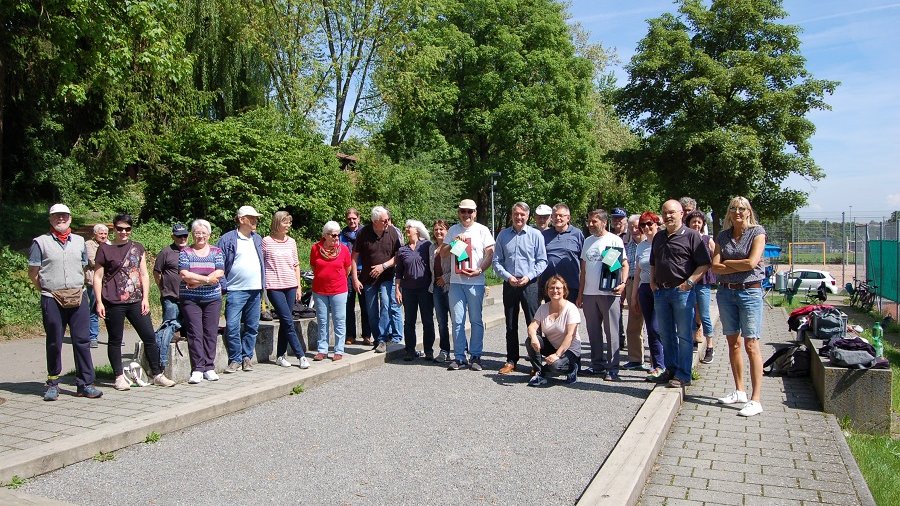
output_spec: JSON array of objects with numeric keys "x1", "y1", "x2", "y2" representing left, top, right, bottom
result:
[
  {"x1": 610, "y1": 207, "x2": 629, "y2": 350},
  {"x1": 153, "y1": 223, "x2": 190, "y2": 366}
]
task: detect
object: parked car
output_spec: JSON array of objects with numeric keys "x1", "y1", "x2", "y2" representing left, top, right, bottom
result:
[{"x1": 787, "y1": 269, "x2": 839, "y2": 294}]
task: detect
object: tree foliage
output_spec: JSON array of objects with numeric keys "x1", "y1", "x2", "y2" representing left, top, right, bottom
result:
[
  {"x1": 375, "y1": 0, "x2": 610, "y2": 220},
  {"x1": 616, "y1": 0, "x2": 838, "y2": 224},
  {"x1": 143, "y1": 108, "x2": 352, "y2": 236}
]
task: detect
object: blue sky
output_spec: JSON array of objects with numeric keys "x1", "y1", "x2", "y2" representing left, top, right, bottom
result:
[{"x1": 566, "y1": 0, "x2": 900, "y2": 223}]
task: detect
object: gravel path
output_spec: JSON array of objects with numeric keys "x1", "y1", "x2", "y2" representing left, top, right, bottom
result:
[{"x1": 25, "y1": 319, "x2": 654, "y2": 505}]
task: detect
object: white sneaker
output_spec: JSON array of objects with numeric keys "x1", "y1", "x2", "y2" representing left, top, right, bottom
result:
[
  {"x1": 299, "y1": 356, "x2": 310, "y2": 369},
  {"x1": 188, "y1": 371, "x2": 203, "y2": 384},
  {"x1": 717, "y1": 390, "x2": 748, "y2": 405},
  {"x1": 153, "y1": 373, "x2": 176, "y2": 387},
  {"x1": 114, "y1": 374, "x2": 131, "y2": 391},
  {"x1": 203, "y1": 370, "x2": 219, "y2": 381},
  {"x1": 275, "y1": 355, "x2": 292, "y2": 368},
  {"x1": 738, "y1": 400, "x2": 764, "y2": 417}
]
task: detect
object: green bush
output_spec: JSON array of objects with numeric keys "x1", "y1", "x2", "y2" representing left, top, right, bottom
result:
[
  {"x1": 142, "y1": 108, "x2": 352, "y2": 238},
  {"x1": 0, "y1": 246, "x2": 42, "y2": 338}
]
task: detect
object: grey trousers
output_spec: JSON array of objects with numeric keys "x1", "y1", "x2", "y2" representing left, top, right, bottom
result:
[{"x1": 583, "y1": 294, "x2": 621, "y2": 373}]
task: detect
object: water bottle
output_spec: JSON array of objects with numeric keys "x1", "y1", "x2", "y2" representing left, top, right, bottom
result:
[{"x1": 871, "y1": 321, "x2": 884, "y2": 358}]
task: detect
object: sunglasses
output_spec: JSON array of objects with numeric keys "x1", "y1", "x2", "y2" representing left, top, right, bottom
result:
[
  {"x1": 640, "y1": 221, "x2": 657, "y2": 227},
  {"x1": 458, "y1": 209, "x2": 474, "y2": 214},
  {"x1": 116, "y1": 226, "x2": 132, "y2": 232},
  {"x1": 729, "y1": 206, "x2": 749, "y2": 213},
  {"x1": 328, "y1": 233, "x2": 339, "y2": 238}
]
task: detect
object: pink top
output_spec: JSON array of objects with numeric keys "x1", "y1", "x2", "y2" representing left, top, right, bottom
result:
[
  {"x1": 262, "y1": 236, "x2": 299, "y2": 290},
  {"x1": 310, "y1": 242, "x2": 351, "y2": 295}
]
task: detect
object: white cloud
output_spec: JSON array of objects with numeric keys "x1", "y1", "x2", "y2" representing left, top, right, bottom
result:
[{"x1": 887, "y1": 194, "x2": 900, "y2": 206}]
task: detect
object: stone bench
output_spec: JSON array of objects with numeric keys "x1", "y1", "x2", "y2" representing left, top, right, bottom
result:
[
  {"x1": 804, "y1": 332, "x2": 892, "y2": 434},
  {"x1": 134, "y1": 318, "x2": 317, "y2": 383}
]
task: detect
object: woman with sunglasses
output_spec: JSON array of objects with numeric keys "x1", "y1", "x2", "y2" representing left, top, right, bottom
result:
[
  {"x1": 630, "y1": 211, "x2": 666, "y2": 381},
  {"x1": 310, "y1": 221, "x2": 352, "y2": 361},
  {"x1": 94, "y1": 214, "x2": 175, "y2": 390},
  {"x1": 712, "y1": 197, "x2": 767, "y2": 417},
  {"x1": 263, "y1": 211, "x2": 309, "y2": 369}
]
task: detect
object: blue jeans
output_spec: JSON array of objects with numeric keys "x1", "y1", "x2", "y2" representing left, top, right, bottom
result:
[
  {"x1": 224, "y1": 289, "x2": 261, "y2": 363},
  {"x1": 364, "y1": 279, "x2": 396, "y2": 344},
  {"x1": 86, "y1": 287, "x2": 100, "y2": 341},
  {"x1": 654, "y1": 287, "x2": 696, "y2": 383},
  {"x1": 716, "y1": 287, "x2": 763, "y2": 338},
  {"x1": 638, "y1": 283, "x2": 665, "y2": 370},
  {"x1": 154, "y1": 297, "x2": 182, "y2": 368},
  {"x1": 401, "y1": 286, "x2": 435, "y2": 355},
  {"x1": 694, "y1": 284, "x2": 714, "y2": 337},
  {"x1": 433, "y1": 287, "x2": 451, "y2": 353},
  {"x1": 388, "y1": 288, "x2": 404, "y2": 342},
  {"x1": 449, "y1": 283, "x2": 485, "y2": 362},
  {"x1": 267, "y1": 288, "x2": 305, "y2": 357},
  {"x1": 314, "y1": 292, "x2": 348, "y2": 354}
]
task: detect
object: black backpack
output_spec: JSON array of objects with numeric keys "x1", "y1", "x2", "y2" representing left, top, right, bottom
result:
[{"x1": 764, "y1": 344, "x2": 810, "y2": 377}]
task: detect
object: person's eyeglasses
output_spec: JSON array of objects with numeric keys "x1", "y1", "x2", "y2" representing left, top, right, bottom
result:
[
  {"x1": 640, "y1": 221, "x2": 656, "y2": 228},
  {"x1": 458, "y1": 209, "x2": 474, "y2": 214},
  {"x1": 729, "y1": 206, "x2": 748, "y2": 213},
  {"x1": 193, "y1": 232, "x2": 209, "y2": 237},
  {"x1": 116, "y1": 226, "x2": 132, "y2": 232},
  {"x1": 328, "y1": 233, "x2": 339, "y2": 238}
]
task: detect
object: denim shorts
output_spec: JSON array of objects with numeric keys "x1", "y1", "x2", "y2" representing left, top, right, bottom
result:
[{"x1": 716, "y1": 287, "x2": 763, "y2": 338}]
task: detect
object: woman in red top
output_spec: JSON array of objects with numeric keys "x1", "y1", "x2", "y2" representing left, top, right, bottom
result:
[{"x1": 310, "y1": 221, "x2": 352, "y2": 361}]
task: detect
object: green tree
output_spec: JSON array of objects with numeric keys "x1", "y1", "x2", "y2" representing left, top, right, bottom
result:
[
  {"x1": 616, "y1": 0, "x2": 838, "y2": 226},
  {"x1": 375, "y1": 0, "x2": 604, "y2": 220}
]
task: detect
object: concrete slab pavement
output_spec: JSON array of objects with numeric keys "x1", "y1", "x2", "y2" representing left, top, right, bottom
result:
[{"x1": 636, "y1": 303, "x2": 876, "y2": 505}]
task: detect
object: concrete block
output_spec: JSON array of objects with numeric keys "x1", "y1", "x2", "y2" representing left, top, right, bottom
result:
[{"x1": 805, "y1": 334, "x2": 892, "y2": 435}]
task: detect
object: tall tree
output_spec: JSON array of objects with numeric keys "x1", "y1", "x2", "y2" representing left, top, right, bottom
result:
[
  {"x1": 616, "y1": 0, "x2": 838, "y2": 224},
  {"x1": 375, "y1": 0, "x2": 603, "y2": 218}
]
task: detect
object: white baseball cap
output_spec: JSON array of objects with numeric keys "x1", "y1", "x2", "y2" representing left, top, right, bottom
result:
[
  {"x1": 48, "y1": 204, "x2": 71, "y2": 215},
  {"x1": 535, "y1": 204, "x2": 552, "y2": 216},
  {"x1": 236, "y1": 205, "x2": 263, "y2": 218}
]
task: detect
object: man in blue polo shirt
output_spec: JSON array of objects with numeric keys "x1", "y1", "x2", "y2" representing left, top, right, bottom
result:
[
  {"x1": 492, "y1": 202, "x2": 547, "y2": 375},
  {"x1": 540, "y1": 203, "x2": 584, "y2": 302}
]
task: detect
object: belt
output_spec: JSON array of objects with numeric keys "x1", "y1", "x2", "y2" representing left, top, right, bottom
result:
[
  {"x1": 658, "y1": 280, "x2": 685, "y2": 289},
  {"x1": 722, "y1": 281, "x2": 761, "y2": 290}
]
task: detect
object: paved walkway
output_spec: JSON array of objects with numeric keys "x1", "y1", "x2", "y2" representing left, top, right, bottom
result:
[{"x1": 637, "y1": 304, "x2": 876, "y2": 505}]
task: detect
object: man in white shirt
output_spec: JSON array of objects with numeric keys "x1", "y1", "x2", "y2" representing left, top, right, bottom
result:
[
  {"x1": 219, "y1": 205, "x2": 265, "y2": 373},
  {"x1": 441, "y1": 199, "x2": 495, "y2": 371},
  {"x1": 577, "y1": 209, "x2": 629, "y2": 381}
]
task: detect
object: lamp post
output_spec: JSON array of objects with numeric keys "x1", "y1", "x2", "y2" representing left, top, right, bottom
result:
[{"x1": 490, "y1": 171, "x2": 500, "y2": 238}]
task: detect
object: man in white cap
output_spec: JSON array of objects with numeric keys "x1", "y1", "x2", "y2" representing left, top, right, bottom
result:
[
  {"x1": 28, "y1": 204, "x2": 103, "y2": 400},
  {"x1": 441, "y1": 198, "x2": 495, "y2": 371},
  {"x1": 534, "y1": 204, "x2": 552, "y2": 231},
  {"x1": 218, "y1": 205, "x2": 265, "y2": 372}
]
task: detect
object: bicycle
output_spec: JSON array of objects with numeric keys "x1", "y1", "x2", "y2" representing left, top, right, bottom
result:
[
  {"x1": 859, "y1": 283, "x2": 878, "y2": 313},
  {"x1": 847, "y1": 277, "x2": 872, "y2": 309}
]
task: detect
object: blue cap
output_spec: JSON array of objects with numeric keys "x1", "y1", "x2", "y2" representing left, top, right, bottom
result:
[
  {"x1": 611, "y1": 207, "x2": 627, "y2": 218},
  {"x1": 172, "y1": 223, "x2": 189, "y2": 236}
]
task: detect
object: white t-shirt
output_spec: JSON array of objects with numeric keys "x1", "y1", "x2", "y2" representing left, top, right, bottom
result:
[
  {"x1": 227, "y1": 233, "x2": 262, "y2": 290},
  {"x1": 447, "y1": 221, "x2": 495, "y2": 286},
  {"x1": 533, "y1": 301, "x2": 581, "y2": 356},
  {"x1": 580, "y1": 232, "x2": 626, "y2": 296}
]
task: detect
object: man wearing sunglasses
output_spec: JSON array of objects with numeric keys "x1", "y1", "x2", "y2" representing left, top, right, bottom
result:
[
  {"x1": 218, "y1": 205, "x2": 266, "y2": 373},
  {"x1": 441, "y1": 199, "x2": 495, "y2": 371}
]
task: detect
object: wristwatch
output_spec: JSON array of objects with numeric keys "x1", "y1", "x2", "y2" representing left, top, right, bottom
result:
[{"x1": 685, "y1": 278, "x2": 695, "y2": 288}]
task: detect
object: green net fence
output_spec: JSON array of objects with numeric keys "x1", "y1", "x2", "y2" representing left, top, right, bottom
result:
[{"x1": 867, "y1": 240, "x2": 899, "y2": 302}]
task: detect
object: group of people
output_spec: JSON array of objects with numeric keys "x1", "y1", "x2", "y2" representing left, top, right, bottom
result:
[{"x1": 31, "y1": 195, "x2": 768, "y2": 417}]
